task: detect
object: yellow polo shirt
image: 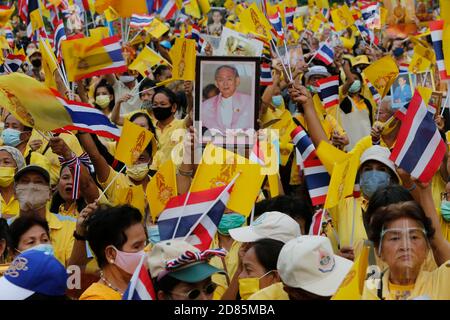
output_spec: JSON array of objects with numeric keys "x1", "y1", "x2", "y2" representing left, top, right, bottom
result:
[
  {"x1": 46, "y1": 211, "x2": 76, "y2": 266},
  {"x1": 58, "y1": 202, "x2": 78, "y2": 218},
  {"x1": 0, "y1": 194, "x2": 20, "y2": 219},
  {"x1": 248, "y1": 282, "x2": 289, "y2": 300},
  {"x1": 150, "y1": 119, "x2": 186, "y2": 171},
  {"x1": 98, "y1": 166, "x2": 150, "y2": 217},
  {"x1": 79, "y1": 282, "x2": 122, "y2": 300},
  {"x1": 209, "y1": 235, "x2": 242, "y2": 300},
  {"x1": 362, "y1": 260, "x2": 450, "y2": 300}
]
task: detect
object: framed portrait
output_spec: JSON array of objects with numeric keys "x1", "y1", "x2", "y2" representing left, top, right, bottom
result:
[
  {"x1": 207, "y1": 8, "x2": 227, "y2": 37},
  {"x1": 391, "y1": 73, "x2": 414, "y2": 109},
  {"x1": 412, "y1": 70, "x2": 436, "y2": 91},
  {"x1": 194, "y1": 56, "x2": 260, "y2": 148},
  {"x1": 216, "y1": 27, "x2": 264, "y2": 57},
  {"x1": 429, "y1": 91, "x2": 443, "y2": 114}
]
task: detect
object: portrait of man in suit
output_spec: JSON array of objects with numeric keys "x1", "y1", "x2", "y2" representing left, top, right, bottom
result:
[{"x1": 201, "y1": 65, "x2": 254, "y2": 134}]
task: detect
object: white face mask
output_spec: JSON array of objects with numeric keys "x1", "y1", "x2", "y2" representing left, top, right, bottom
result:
[
  {"x1": 15, "y1": 183, "x2": 50, "y2": 211},
  {"x1": 119, "y1": 75, "x2": 135, "y2": 83}
]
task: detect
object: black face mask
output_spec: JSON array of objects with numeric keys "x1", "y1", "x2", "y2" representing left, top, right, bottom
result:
[
  {"x1": 152, "y1": 106, "x2": 173, "y2": 121},
  {"x1": 31, "y1": 59, "x2": 42, "y2": 68}
]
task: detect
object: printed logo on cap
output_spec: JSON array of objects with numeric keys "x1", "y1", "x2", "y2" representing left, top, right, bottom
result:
[
  {"x1": 317, "y1": 248, "x2": 335, "y2": 273},
  {"x1": 5, "y1": 257, "x2": 29, "y2": 278}
]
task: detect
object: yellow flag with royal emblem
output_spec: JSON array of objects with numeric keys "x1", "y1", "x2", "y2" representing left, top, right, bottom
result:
[
  {"x1": 144, "y1": 18, "x2": 170, "y2": 39},
  {"x1": 330, "y1": 5, "x2": 354, "y2": 32},
  {"x1": 238, "y1": 2, "x2": 273, "y2": 41},
  {"x1": 39, "y1": 38, "x2": 59, "y2": 90},
  {"x1": 408, "y1": 53, "x2": 431, "y2": 74},
  {"x1": 129, "y1": 45, "x2": 170, "y2": 77},
  {"x1": 147, "y1": 159, "x2": 178, "y2": 222},
  {"x1": 115, "y1": 119, "x2": 153, "y2": 167},
  {"x1": 169, "y1": 38, "x2": 196, "y2": 81},
  {"x1": 0, "y1": 5, "x2": 15, "y2": 27},
  {"x1": 190, "y1": 144, "x2": 265, "y2": 216},
  {"x1": 90, "y1": 27, "x2": 110, "y2": 40},
  {"x1": 294, "y1": 16, "x2": 304, "y2": 32},
  {"x1": 363, "y1": 55, "x2": 399, "y2": 98}
]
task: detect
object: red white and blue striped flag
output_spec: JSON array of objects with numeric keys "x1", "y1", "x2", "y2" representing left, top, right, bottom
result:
[
  {"x1": 268, "y1": 9, "x2": 284, "y2": 40},
  {"x1": 158, "y1": 0, "x2": 177, "y2": 21},
  {"x1": 158, "y1": 180, "x2": 235, "y2": 251},
  {"x1": 291, "y1": 126, "x2": 330, "y2": 206},
  {"x1": 52, "y1": 91, "x2": 122, "y2": 141},
  {"x1": 389, "y1": 90, "x2": 446, "y2": 183},
  {"x1": 0, "y1": 54, "x2": 26, "y2": 75},
  {"x1": 361, "y1": 2, "x2": 380, "y2": 29},
  {"x1": 260, "y1": 63, "x2": 273, "y2": 86},
  {"x1": 366, "y1": 78, "x2": 381, "y2": 106},
  {"x1": 315, "y1": 43, "x2": 334, "y2": 65},
  {"x1": 123, "y1": 256, "x2": 156, "y2": 300},
  {"x1": 54, "y1": 20, "x2": 66, "y2": 61},
  {"x1": 130, "y1": 14, "x2": 155, "y2": 28},
  {"x1": 285, "y1": 6, "x2": 295, "y2": 31},
  {"x1": 429, "y1": 20, "x2": 450, "y2": 81},
  {"x1": 317, "y1": 75, "x2": 339, "y2": 109}
]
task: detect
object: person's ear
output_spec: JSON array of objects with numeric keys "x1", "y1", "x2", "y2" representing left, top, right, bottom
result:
[
  {"x1": 105, "y1": 246, "x2": 117, "y2": 264},
  {"x1": 235, "y1": 77, "x2": 241, "y2": 87},
  {"x1": 171, "y1": 103, "x2": 177, "y2": 113}
]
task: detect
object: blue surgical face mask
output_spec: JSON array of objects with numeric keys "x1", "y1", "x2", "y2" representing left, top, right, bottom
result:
[
  {"x1": 440, "y1": 200, "x2": 450, "y2": 222},
  {"x1": 1, "y1": 128, "x2": 23, "y2": 147},
  {"x1": 218, "y1": 213, "x2": 246, "y2": 235},
  {"x1": 272, "y1": 95, "x2": 283, "y2": 107},
  {"x1": 147, "y1": 225, "x2": 161, "y2": 244},
  {"x1": 23, "y1": 243, "x2": 54, "y2": 256},
  {"x1": 348, "y1": 80, "x2": 361, "y2": 94},
  {"x1": 360, "y1": 170, "x2": 391, "y2": 198}
]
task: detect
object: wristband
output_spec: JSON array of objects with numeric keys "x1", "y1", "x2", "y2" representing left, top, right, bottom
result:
[
  {"x1": 406, "y1": 183, "x2": 417, "y2": 192},
  {"x1": 73, "y1": 231, "x2": 86, "y2": 241}
]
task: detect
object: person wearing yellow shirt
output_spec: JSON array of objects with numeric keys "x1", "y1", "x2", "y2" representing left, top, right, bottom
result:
[
  {"x1": 1, "y1": 113, "x2": 33, "y2": 156},
  {"x1": 238, "y1": 239, "x2": 288, "y2": 300},
  {"x1": 80, "y1": 206, "x2": 147, "y2": 300},
  {"x1": 362, "y1": 186, "x2": 450, "y2": 300},
  {"x1": 0, "y1": 146, "x2": 26, "y2": 219}
]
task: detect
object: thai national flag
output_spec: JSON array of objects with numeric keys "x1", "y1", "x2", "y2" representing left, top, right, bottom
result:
[
  {"x1": 365, "y1": 79, "x2": 381, "y2": 106},
  {"x1": 187, "y1": 24, "x2": 204, "y2": 53},
  {"x1": 158, "y1": 0, "x2": 177, "y2": 21},
  {"x1": 268, "y1": 9, "x2": 284, "y2": 40},
  {"x1": 4, "y1": 27, "x2": 13, "y2": 47},
  {"x1": 52, "y1": 91, "x2": 122, "y2": 141},
  {"x1": 158, "y1": 182, "x2": 235, "y2": 251},
  {"x1": 361, "y1": 2, "x2": 379, "y2": 29},
  {"x1": 291, "y1": 126, "x2": 330, "y2": 206},
  {"x1": 317, "y1": 75, "x2": 339, "y2": 109},
  {"x1": 123, "y1": 256, "x2": 156, "y2": 300},
  {"x1": 429, "y1": 20, "x2": 450, "y2": 81},
  {"x1": 399, "y1": 62, "x2": 409, "y2": 74},
  {"x1": 390, "y1": 90, "x2": 446, "y2": 183},
  {"x1": 54, "y1": 21, "x2": 66, "y2": 61},
  {"x1": 309, "y1": 208, "x2": 327, "y2": 235},
  {"x1": 285, "y1": 6, "x2": 295, "y2": 31},
  {"x1": 130, "y1": 14, "x2": 155, "y2": 28},
  {"x1": 0, "y1": 54, "x2": 26, "y2": 75},
  {"x1": 356, "y1": 21, "x2": 379, "y2": 45},
  {"x1": 315, "y1": 43, "x2": 334, "y2": 65},
  {"x1": 260, "y1": 63, "x2": 273, "y2": 86}
]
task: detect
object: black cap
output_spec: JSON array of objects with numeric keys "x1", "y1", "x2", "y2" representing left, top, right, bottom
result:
[{"x1": 14, "y1": 165, "x2": 50, "y2": 184}]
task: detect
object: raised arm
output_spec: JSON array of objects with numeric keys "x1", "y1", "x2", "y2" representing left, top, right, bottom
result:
[
  {"x1": 110, "y1": 93, "x2": 132, "y2": 126},
  {"x1": 76, "y1": 133, "x2": 111, "y2": 184}
]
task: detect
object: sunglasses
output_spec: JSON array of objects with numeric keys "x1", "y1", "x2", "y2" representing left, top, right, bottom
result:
[{"x1": 170, "y1": 282, "x2": 217, "y2": 300}]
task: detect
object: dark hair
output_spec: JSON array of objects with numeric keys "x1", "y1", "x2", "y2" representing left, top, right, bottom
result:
[
  {"x1": 0, "y1": 218, "x2": 10, "y2": 261},
  {"x1": 93, "y1": 79, "x2": 115, "y2": 112},
  {"x1": 154, "y1": 65, "x2": 171, "y2": 79},
  {"x1": 151, "y1": 87, "x2": 178, "y2": 106},
  {"x1": 202, "y1": 84, "x2": 219, "y2": 100},
  {"x1": 9, "y1": 216, "x2": 50, "y2": 251},
  {"x1": 84, "y1": 205, "x2": 144, "y2": 268},
  {"x1": 4, "y1": 113, "x2": 32, "y2": 132},
  {"x1": 50, "y1": 164, "x2": 86, "y2": 214},
  {"x1": 250, "y1": 238, "x2": 284, "y2": 273},
  {"x1": 253, "y1": 195, "x2": 313, "y2": 232},
  {"x1": 154, "y1": 273, "x2": 182, "y2": 296},
  {"x1": 138, "y1": 78, "x2": 157, "y2": 98},
  {"x1": 129, "y1": 112, "x2": 157, "y2": 158},
  {"x1": 368, "y1": 201, "x2": 435, "y2": 247},
  {"x1": 364, "y1": 185, "x2": 414, "y2": 233}
]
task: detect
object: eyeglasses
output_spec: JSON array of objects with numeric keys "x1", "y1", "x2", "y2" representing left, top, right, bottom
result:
[{"x1": 169, "y1": 282, "x2": 217, "y2": 300}]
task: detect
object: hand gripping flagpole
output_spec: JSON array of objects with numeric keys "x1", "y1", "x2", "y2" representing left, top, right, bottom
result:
[
  {"x1": 96, "y1": 165, "x2": 127, "y2": 202},
  {"x1": 182, "y1": 172, "x2": 241, "y2": 242}
]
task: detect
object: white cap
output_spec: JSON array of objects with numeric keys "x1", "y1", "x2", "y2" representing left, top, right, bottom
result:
[
  {"x1": 304, "y1": 66, "x2": 331, "y2": 82},
  {"x1": 277, "y1": 236, "x2": 353, "y2": 297},
  {"x1": 359, "y1": 145, "x2": 400, "y2": 181},
  {"x1": 229, "y1": 211, "x2": 301, "y2": 243}
]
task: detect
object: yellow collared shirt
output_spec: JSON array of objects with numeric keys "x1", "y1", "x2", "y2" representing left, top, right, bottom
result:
[
  {"x1": 0, "y1": 193, "x2": 20, "y2": 219},
  {"x1": 79, "y1": 282, "x2": 122, "y2": 300},
  {"x1": 45, "y1": 210, "x2": 76, "y2": 266},
  {"x1": 58, "y1": 202, "x2": 78, "y2": 218}
]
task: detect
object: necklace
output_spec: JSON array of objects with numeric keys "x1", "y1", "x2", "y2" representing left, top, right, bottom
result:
[{"x1": 100, "y1": 270, "x2": 124, "y2": 296}]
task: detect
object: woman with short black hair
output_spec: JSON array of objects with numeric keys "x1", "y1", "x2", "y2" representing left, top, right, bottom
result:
[{"x1": 79, "y1": 205, "x2": 147, "y2": 300}]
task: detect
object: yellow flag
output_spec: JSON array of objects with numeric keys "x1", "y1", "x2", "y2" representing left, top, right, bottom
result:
[
  {"x1": 330, "y1": 5, "x2": 354, "y2": 32},
  {"x1": 340, "y1": 36, "x2": 356, "y2": 50},
  {"x1": 129, "y1": 46, "x2": 170, "y2": 77},
  {"x1": 268, "y1": 173, "x2": 280, "y2": 198},
  {"x1": 417, "y1": 86, "x2": 433, "y2": 106},
  {"x1": 104, "y1": 6, "x2": 119, "y2": 22},
  {"x1": 316, "y1": 141, "x2": 349, "y2": 175},
  {"x1": 184, "y1": 0, "x2": 201, "y2": 19},
  {"x1": 144, "y1": 18, "x2": 170, "y2": 39},
  {"x1": 332, "y1": 243, "x2": 370, "y2": 300},
  {"x1": 39, "y1": 38, "x2": 58, "y2": 90},
  {"x1": 30, "y1": 8, "x2": 44, "y2": 33},
  {"x1": 414, "y1": 44, "x2": 436, "y2": 64},
  {"x1": 294, "y1": 16, "x2": 304, "y2": 32},
  {"x1": 147, "y1": 159, "x2": 178, "y2": 222},
  {"x1": 90, "y1": 27, "x2": 110, "y2": 40},
  {"x1": 0, "y1": 36, "x2": 9, "y2": 49},
  {"x1": 116, "y1": 185, "x2": 146, "y2": 216},
  {"x1": 379, "y1": 6, "x2": 387, "y2": 28},
  {"x1": 441, "y1": 0, "x2": 450, "y2": 72},
  {"x1": 315, "y1": 0, "x2": 329, "y2": 9},
  {"x1": 0, "y1": 6, "x2": 15, "y2": 27},
  {"x1": 0, "y1": 73, "x2": 72, "y2": 131},
  {"x1": 224, "y1": 0, "x2": 234, "y2": 11},
  {"x1": 109, "y1": 0, "x2": 148, "y2": 17},
  {"x1": 290, "y1": 30, "x2": 300, "y2": 42},
  {"x1": 409, "y1": 53, "x2": 431, "y2": 74},
  {"x1": 324, "y1": 156, "x2": 351, "y2": 209},
  {"x1": 307, "y1": 15, "x2": 322, "y2": 32},
  {"x1": 238, "y1": 3, "x2": 273, "y2": 40},
  {"x1": 169, "y1": 38, "x2": 196, "y2": 81},
  {"x1": 115, "y1": 119, "x2": 153, "y2": 167},
  {"x1": 363, "y1": 55, "x2": 399, "y2": 98},
  {"x1": 95, "y1": 0, "x2": 111, "y2": 14},
  {"x1": 198, "y1": 0, "x2": 211, "y2": 15},
  {"x1": 191, "y1": 144, "x2": 265, "y2": 216}
]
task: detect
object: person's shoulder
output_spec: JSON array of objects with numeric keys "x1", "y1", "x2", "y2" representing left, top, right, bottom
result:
[{"x1": 202, "y1": 95, "x2": 218, "y2": 107}]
